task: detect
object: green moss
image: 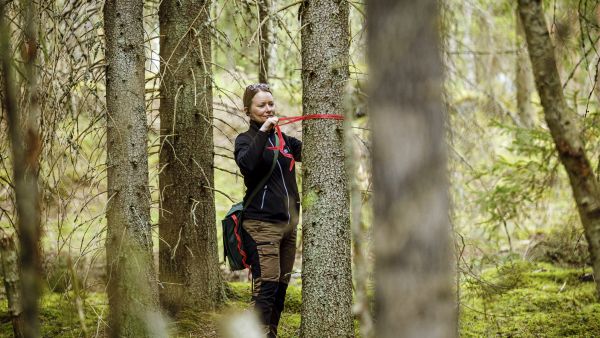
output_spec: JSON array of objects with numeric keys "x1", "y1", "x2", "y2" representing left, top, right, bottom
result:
[
  {"x1": 0, "y1": 291, "x2": 108, "y2": 337},
  {"x1": 225, "y1": 281, "x2": 252, "y2": 302},
  {"x1": 283, "y1": 284, "x2": 302, "y2": 313},
  {"x1": 226, "y1": 281, "x2": 302, "y2": 313},
  {"x1": 461, "y1": 260, "x2": 600, "y2": 337},
  {"x1": 173, "y1": 309, "x2": 220, "y2": 337},
  {"x1": 4, "y1": 266, "x2": 599, "y2": 337},
  {"x1": 302, "y1": 190, "x2": 319, "y2": 210},
  {"x1": 278, "y1": 313, "x2": 301, "y2": 337}
]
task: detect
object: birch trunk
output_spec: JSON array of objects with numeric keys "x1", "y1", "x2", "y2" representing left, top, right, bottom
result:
[
  {"x1": 104, "y1": 0, "x2": 159, "y2": 335},
  {"x1": 518, "y1": 0, "x2": 600, "y2": 298},
  {"x1": 158, "y1": 0, "x2": 224, "y2": 314},
  {"x1": 368, "y1": 0, "x2": 456, "y2": 337},
  {"x1": 299, "y1": 0, "x2": 353, "y2": 336}
]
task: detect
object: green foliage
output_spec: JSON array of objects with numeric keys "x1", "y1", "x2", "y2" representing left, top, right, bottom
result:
[
  {"x1": 469, "y1": 120, "x2": 571, "y2": 248},
  {"x1": 445, "y1": 0, "x2": 600, "y2": 262},
  {"x1": 480, "y1": 122, "x2": 557, "y2": 213}
]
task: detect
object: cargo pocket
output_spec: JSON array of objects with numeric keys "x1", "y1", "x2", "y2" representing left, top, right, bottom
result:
[{"x1": 256, "y1": 241, "x2": 280, "y2": 282}]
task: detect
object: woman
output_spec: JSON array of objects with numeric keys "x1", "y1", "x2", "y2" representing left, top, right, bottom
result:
[{"x1": 234, "y1": 83, "x2": 301, "y2": 337}]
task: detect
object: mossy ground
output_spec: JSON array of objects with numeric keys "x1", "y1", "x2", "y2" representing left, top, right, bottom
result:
[
  {"x1": 174, "y1": 282, "x2": 303, "y2": 338},
  {"x1": 0, "y1": 291, "x2": 108, "y2": 337},
  {"x1": 460, "y1": 260, "x2": 600, "y2": 337},
  {"x1": 1, "y1": 261, "x2": 599, "y2": 337}
]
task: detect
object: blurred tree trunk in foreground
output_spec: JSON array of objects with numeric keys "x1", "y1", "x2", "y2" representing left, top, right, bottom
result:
[
  {"x1": 299, "y1": 0, "x2": 353, "y2": 337},
  {"x1": 347, "y1": 97, "x2": 373, "y2": 337},
  {"x1": 158, "y1": 0, "x2": 224, "y2": 314},
  {"x1": 368, "y1": 0, "x2": 456, "y2": 337},
  {"x1": 518, "y1": 0, "x2": 600, "y2": 298},
  {"x1": 1, "y1": 0, "x2": 42, "y2": 336},
  {"x1": 104, "y1": 0, "x2": 159, "y2": 335}
]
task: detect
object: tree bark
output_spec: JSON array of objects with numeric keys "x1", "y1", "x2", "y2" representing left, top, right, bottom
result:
[
  {"x1": 158, "y1": 0, "x2": 224, "y2": 315},
  {"x1": 257, "y1": 0, "x2": 271, "y2": 83},
  {"x1": 299, "y1": 1, "x2": 353, "y2": 337},
  {"x1": 104, "y1": 0, "x2": 159, "y2": 336},
  {"x1": 516, "y1": 7, "x2": 535, "y2": 128},
  {"x1": 368, "y1": 1, "x2": 456, "y2": 337},
  {"x1": 258, "y1": 0, "x2": 272, "y2": 83},
  {"x1": 0, "y1": 234, "x2": 24, "y2": 338},
  {"x1": 518, "y1": 0, "x2": 600, "y2": 298},
  {"x1": 1, "y1": 1, "x2": 42, "y2": 336}
]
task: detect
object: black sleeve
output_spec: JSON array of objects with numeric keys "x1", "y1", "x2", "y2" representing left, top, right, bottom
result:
[
  {"x1": 234, "y1": 131, "x2": 269, "y2": 175},
  {"x1": 287, "y1": 135, "x2": 302, "y2": 162}
]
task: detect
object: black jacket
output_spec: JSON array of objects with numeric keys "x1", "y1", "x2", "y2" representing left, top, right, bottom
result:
[{"x1": 234, "y1": 120, "x2": 302, "y2": 225}]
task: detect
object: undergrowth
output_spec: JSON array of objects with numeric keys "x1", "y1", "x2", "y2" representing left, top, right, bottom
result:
[{"x1": 0, "y1": 261, "x2": 598, "y2": 337}]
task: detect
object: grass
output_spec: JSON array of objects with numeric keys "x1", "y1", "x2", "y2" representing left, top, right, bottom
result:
[{"x1": 1, "y1": 260, "x2": 599, "y2": 337}]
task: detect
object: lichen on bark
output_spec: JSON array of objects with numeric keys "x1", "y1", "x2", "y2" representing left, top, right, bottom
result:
[
  {"x1": 299, "y1": 0, "x2": 354, "y2": 337},
  {"x1": 104, "y1": 0, "x2": 159, "y2": 335}
]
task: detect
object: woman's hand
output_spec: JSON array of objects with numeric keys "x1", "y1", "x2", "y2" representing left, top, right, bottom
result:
[{"x1": 259, "y1": 116, "x2": 279, "y2": 132}]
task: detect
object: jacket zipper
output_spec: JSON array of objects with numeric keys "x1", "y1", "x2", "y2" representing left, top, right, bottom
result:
[
  {"x1": 260, "y1": 185, "x2": 268, "y2": 209},
  {"x1": 268, "y1": 138, "x2": 291, "y2": 224}
]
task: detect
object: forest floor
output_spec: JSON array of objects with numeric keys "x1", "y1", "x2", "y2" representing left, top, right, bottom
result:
[{"x1": 0, "y1": 259, "x2": 598, "y2": 337}]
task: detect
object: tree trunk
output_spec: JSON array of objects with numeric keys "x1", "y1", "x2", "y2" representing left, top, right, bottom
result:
[
  {"x1": 518, "y1": 0, "x2": 600, "y2": 298},
  {"x1": 368, "y1": 1, "x2": 456, "y2": 337},
  {"x1": 0, "y1": 234, "x2": 24, "y2": 338},
  {"x1": 1, "y1": 1, "x2": 42, "y2": 336},
  {"x1": 474, "y1": 13, "x2": 492, "y2": 87},
  {"x1": 104, "y1": 0, "x2": 159, "y2": 336},
  {"x1": 258, "y1": 0, "x2": 272, "y2": 83},
  {"x1": 299, "y1": 1, "x2": 353, "y2": 337},
  {"x1": 516, "y1": 7, "x2": 535, "y2": 128},
  {"x1": 346, "y1": 116, "x2": 373, "y2": 337},
  {"x1": 158, "y1": 0, "x2": 224, "y2": 315}
]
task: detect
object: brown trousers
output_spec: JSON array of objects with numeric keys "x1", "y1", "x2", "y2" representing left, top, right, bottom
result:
[
  {"x1": 243, "y1": 219, "x2": 297, "y2": 285},
  {"x1": 243, "y1": 219, "x2": 297, "y2": 336}
]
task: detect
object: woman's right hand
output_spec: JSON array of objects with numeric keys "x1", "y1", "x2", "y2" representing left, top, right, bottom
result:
[{"x1": 260, "y1": 116, "x2": 279, "y2": 132}]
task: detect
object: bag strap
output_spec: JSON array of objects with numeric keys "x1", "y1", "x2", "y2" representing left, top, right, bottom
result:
[{"x1": 243, "y1": 133, "x2": 280, "y2": 209}]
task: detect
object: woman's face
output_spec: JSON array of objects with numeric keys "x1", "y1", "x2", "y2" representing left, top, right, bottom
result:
[{"x1": 246, "y1": 91, "x2": 275, "y2": 124}]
